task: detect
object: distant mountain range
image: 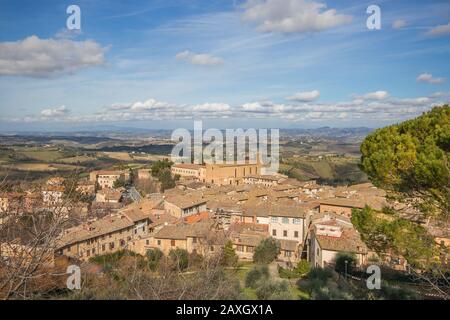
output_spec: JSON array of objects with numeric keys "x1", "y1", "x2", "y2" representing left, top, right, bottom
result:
[{"x1": 0, "y1": 126, "x2": 373, "y2": 139}]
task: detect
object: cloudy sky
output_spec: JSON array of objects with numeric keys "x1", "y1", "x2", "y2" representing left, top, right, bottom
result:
[{"x1": 0, "y1": 0, "x2": 449, "y2": 131}]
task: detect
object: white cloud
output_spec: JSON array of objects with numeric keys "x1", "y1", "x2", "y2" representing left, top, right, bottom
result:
[
  {"x1": 286, "y1": 90, "x2": 320, "y2": 102},
  {"x1": 242, "y1": 0, "x2": 352, "y2": 33},
  {"x1": 54, "y1": 28, "x2": 83, "y2": 40},
  {"x1": 242, "y1": 102, "x2": 275, "y2": 112},
  {"x1": 363, "y1": 91, "x2": 389, "y2": 100},
  {"x1": 192, "y1": 103, "x2": 231, "y2": 112},
  {"x1": 430, "y1": 91, "x2": 450, "y2": 98},
  {"x1": 131, "y1": 99, "x2": 171, "y2": 111},
  {"x1": 417, "y1": 73, "x2": 446, "y2": 84},
  {"x1": 392, "y1": 20, "x2": 407, "y2": 29},
  {"x1": 0, "y1": 35, "x2": 106, "y2": 78},
  {"x1": 107, "y1": 98, "x2": 168, "y2": 112},
  {"x1": 7, "y1": 91, "x2": 445, "y2": 124},
  {"x1": 40, "y1": 105, "x2": 71, "y2": 118},
  {"x1": 236, "y1": 91, "x2": 440, "y2": 122},
  {"x1": 391, "y1": 97, "x2": 431, "y2": 106},
  {"x1": 427, "y1": 22, "x2": 450, "y2": 37},
  {"x1": 175, "y1": 50, "x2": 223, "y2": 66}
]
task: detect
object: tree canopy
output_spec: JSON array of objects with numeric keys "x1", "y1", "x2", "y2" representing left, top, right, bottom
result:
[
  {"x1": 253, "y1": 238, "x2": 280, "y2": 264},
  {"x1": 150, "y1": 159, "x2": 178, "y2": 191},
  {"x1": 151, "y1": 159, "x2": 173, "y2": 177},
  {"x1": 351, "y1": 206, "x2": 436, "y2": 268},
  {"x1": 360, "y1": 105, "x2": 449, "y2": 217}
]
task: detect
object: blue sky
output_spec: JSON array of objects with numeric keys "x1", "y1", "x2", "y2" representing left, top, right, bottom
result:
[{"x1": 0, "y1": 0, "x2": 449, "y2": 131}]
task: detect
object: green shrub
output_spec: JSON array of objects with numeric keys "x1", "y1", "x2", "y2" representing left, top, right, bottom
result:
[
  {"x1": 90, "y1": 250, "x2": 136, "y2": 271},
  {"x1": 255, "y1": 280, "x2": 293, "y2": 300},
  {"x1": 253, "y1": 238, "x2": 280, "y2": 264},
  {"x1": 278, "y1": 261, "x2": 311, "y2": 279},
  {"x1": 334, "y1": 252, "x2": 356, "y2": 276},
  {"x1": 245, "y1": 265, "x2": 269, "y2": 289},
  {"x1": 296, "y1": 260, "x2": 311, "y2": 276},
  {"x1": 188, "y1": 251, "x2": 204, "y2": 268},
  {"x1": 169, "y1": 248, "x2": 189, "y2": 271},
  {"x1": 221, "y1": 240, "x2": 238, "y2": 267},
  {"x1": 146, "y1": 248, "x2": 163, "y2": 271},
  {"x1": 378, "y1": 285, "x2": 418, "y2": 300}
]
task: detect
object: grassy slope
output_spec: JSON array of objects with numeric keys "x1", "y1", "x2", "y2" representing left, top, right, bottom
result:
[{"x1": 233, "y1": 262, "x2": 309, "y2": 300}]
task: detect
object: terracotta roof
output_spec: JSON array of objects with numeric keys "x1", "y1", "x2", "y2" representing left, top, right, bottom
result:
[
  {"x1": 231, "y1": 222, "x2": 269, "y2": 233},
  {"x1": 136, "y1": 198, "x2": 164, "y2": 212},
  {"x1": 185, "y1": 181, "x2": 207, "y2": 190},
  {"x1": 319, "y1": 198, "x2": 367, "y2": 209},
  {"x1": 244, "y1": 175, "x2": 280, "y2": 181},
  {"x1": 273, "y1": 184, "x2": 298, "y2": 191},
  {"x1": 172, "y1": 163, "x2": 203, "y2": 170},
  {"x1": 232, "y1": 231, "x2": 266, "y2": 247},
  {"x1": 242, "y1": 202, "x2": 271, "y2": 217},
  {"x1": 164, "y1": 195, "x2": 207, "y2": 209},
  {"x1": 121, "y1": 207, "x2": 149, "y2": 223},
  {"x1": 315, "y1": 228, "x2": 368, "y2": 254},
  {"x1": 183, "y1": 211, "x2": 211, "y2": 224},
  {"x1": 279, "y1": 239, "x2": 299, "y2": 251},
  {"x1": 207, "y1": 198, "x2": 240, "y2": 211},
  {"x1": 240, "y1": 201, "x2": 307, "y2": 218},
  {"x1": 267, "y1": 205, "x2": 307, "y2": 218},
  {"x1": 279, "y1": 178, "x2": 307, "y2": 187},
  {"x1": 57, "y1": 214, "x2": 134, "y2": 248},
  {"x1": 310, "y1": 211, "x2": 352, "y2": 225},
  {"x1": 96, "y1": 170, "x2": 124, "y2": 175},
  {"x1": 97, "y1": 188, "x2": 122, "y2": 201},
  {"x1": 320, "y1": 196, "x2": 386, "y2": 211},
  {"x1": 148, "y1": 212, "x2": 178, "y2": 228},
  {"x1": 154, "y1": 221, "x2": 214, "y2": 240}
]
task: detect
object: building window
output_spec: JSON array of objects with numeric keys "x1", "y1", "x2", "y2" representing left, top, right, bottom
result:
[
  {"x1": 272, "y1": 229, "x2": 277, "y2": 236},
  {"x1": 157, "y1": 240, "x2": 161, "y2": 246},
  {"x1": 171, "y1": 240, "x2": 175, "y2": 246},
  {"x1": 283, "y1": 230, "x2": 287, "y2": 237},
  {"x1": 210, "y1": 246, "x2": 214, "y2": 252},
  {"x1": 271, "y1": 217, "x2": 278, "y2": 223},
  {"x1": 285, "y1": 251, "x2": 291, "y2": 257},
  {"x1": 282, "y1": 217, "x2": 289, "y2": 224},
  {"x1": 110, "y1": 242, "x2": 115, "y2": 250},
  {"x1": 86, "y1": 250, "x2": 90, "y2": 257},
  {"x1": 294, "y1": 231, "x2": 299, "y2": 238},
  {"x1": 192, "y1": 237, "x2": 197, "y2": 244},
  {"x1": 102, "y1": 244, "x2": 106, "y2": 251},
  {"x1": 293, "y1": 218, "x2": 301, "y2": 224},
  {"x1": 120, "y1": 239, "x2": 125, "y2": 247},
  {"x1": 146, "y1": 240, "x2": 150, "y2": 245},
  {"x1": 92, "y1": 248, "x2": 96, "y2": 254}
]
